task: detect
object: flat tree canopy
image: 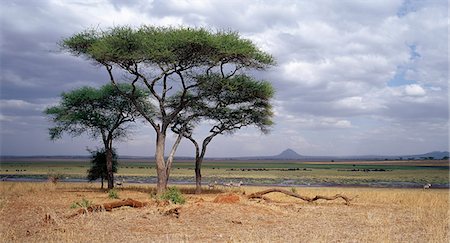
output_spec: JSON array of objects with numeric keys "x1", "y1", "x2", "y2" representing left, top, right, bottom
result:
[{"x1": 61, "y1": 26, "x2": 275, "y2": 193}]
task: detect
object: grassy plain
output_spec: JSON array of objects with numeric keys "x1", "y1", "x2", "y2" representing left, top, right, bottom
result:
[
  {"x1": 0, "y1": 182, "x2": 448, "y2": 242},
  {"x1": 1, "y1": 159, "x2": 448, "y2": 186}
]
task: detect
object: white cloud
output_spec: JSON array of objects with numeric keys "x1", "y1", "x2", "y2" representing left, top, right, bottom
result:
[
  {"x1": 0, "y1": 99, "x2": 40, "y2": 110},
  {"x1": 0, "y1": 114, "x2": 16, "y2": 122},
  {"x1": 404, "y1": 84, "x2": 426, "y2": 97},
  {"x1": 1, "y1": 70, "x2": 39, "y2": 88},
  {"x1": 0, "y1": 98, "x2": 58, "y2": 111}
]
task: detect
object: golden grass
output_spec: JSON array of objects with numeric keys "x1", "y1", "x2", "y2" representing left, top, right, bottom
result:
[{"x1": 0, "y1": 182, "x2": 448, "y2": 243}]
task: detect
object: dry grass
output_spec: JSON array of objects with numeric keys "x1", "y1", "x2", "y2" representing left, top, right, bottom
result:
[{"x1": 0, "y1": 182, "x2": 448, "y2": 243}]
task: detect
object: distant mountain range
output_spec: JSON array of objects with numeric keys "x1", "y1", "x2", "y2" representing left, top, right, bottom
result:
[
  {"x1": 265, "y1": 149, "x2": 450, "y2": 161},
  {"x1": 209, "y1": 149, "x2": 450, "y2": 161},
  {"x1": 1, "y1": 149, "x2": 448, "y2": 161}
]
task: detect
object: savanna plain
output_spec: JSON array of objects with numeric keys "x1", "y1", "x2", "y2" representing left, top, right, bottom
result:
[
  {"x1": 0, "y1": 159, "x2": 449, "y2": 242},
  {"x1": 0, "y1": 182, "x2": 448, "y2": 242}
]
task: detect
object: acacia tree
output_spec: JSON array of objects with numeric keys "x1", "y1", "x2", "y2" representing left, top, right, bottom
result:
[
  {"x1": 45, "y1": 84, "x2": 151, "y2": 189},
  {"x1": 172, "y1": 74, "x2": 274, "y2": 193},
  {"x1": 61, "y1": 26, "x2": 274, "y2": 193}
]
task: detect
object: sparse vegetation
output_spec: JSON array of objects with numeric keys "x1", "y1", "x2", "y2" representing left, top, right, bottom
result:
[
  {"x1": 70, "y1": 198, "x2": 92, "y2": 209},
  {"x1": 108, "y1": 189, "x2": 119, "y2": 199},
  {"x1": 160, "y1": 187, "x2": 186, "y2": 204},
  {"x1": 1, "y1": 159, "x2": 448, "y2": 186},
  {"x1": 159, "y1": 187, "x2": 185, "y2": 204}
]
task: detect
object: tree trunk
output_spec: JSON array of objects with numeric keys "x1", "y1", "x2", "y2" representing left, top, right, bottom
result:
[
  {"x1": 106, "y1": 146, "x2": 114, "y2": 189},
  {"x1": 195, "y1": 136, "x2": 213, "y2": 194},
  {"x1": 186, "y1": 135, "x2": 213, "y2": 195},
  {"x1": 155, "y1": 132, "x2": 168, "y2": 194},
  {"x1": 195, "y1": 157, "x2": 203, "y2": 194},
  {"x1": 164, "y1": 133, "x2": 183, "y2": 187},
  {"x1": 101, "y1": 177, "x2": 104, "y2": 189}
]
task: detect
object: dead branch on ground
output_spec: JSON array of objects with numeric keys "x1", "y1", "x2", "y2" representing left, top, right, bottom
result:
[
  {"x1": 159, "y1": 206, "x2": 182, "y2": 218},
  {"x1": 67, "y1": 198, "x2": 148, "y2": 218},
  {"x1": 247, "y1": 188, "x2": 356, "y2": 205}
]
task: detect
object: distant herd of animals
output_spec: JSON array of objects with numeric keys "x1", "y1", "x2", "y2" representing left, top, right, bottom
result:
[{"x1": 209, "y1": 181, "x2": 243, "y2": 189}]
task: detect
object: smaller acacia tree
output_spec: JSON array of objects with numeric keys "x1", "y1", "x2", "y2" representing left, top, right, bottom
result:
[
  {"x1": 45, "y1": 83, "x2": 151, "y2": 189},
  {"x1": 172, "y1": 73, "x2": 274, "y2": 193},
  {"x1": 87, "y1": 148, "x2": 118, "y2": 189}
]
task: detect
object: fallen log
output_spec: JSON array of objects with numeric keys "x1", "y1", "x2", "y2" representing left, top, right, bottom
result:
[
  {"x1": 101, "y1": 198, "x2": 147, "y2": 211},
  {"x1": 247, "y1": 188, "x2": 355, "y2": 205},
  {"x1": 67, "y1": 198, "x2": 148, "y2": 218}
]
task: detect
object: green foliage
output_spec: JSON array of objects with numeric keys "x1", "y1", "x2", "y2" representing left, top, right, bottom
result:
[
  {"x1": 197, "y1": 74, "x2": 274, "y2": 133},
  {"x1": 159, "y1": 187, "x2": 186, "y2": 204},
  {"x1": 61, "y1": 26, "x2": 276, "y2": 193},
  {"x1": 70, "y1": 198, "x2": 92, "y2": 209},
  {"x1": 61, "y1": 26, "x2": 274, "y2": 68},
  {"x1": 61, "y1": 25, "x2": 275, "y2": 137},
  {"x1": 171, "y1": 73, "x2": 275, "y2": 137},
  {"x1": 44, "y1": 83, "x2": 152, "y2": 141},
  {"x1": 108, "y1": 189, "x2": 119, "y2": 199},
  {"x1": 86, "y1": 148, "x2": 118, "y2": 182}
]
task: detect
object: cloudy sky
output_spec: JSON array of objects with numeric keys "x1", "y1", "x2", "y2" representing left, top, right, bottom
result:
[{"x1": 0, "y1": 0, "x2": 448, "y2": 157}]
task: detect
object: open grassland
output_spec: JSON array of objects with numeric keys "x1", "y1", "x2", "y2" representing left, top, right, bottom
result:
[
  {"x1": 0, "y1": 182, "x2": 448, "y2": 242},
  {"x1": 1, "y1": 159, "x2": 448, "y2": 186}
]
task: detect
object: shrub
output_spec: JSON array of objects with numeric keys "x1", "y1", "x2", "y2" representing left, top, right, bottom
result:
[
  {"x1": 86, "y1": 148, "x2": 118, "y2": 189},
  {"x1": 160, "y1": 187, "x2": 185, "y2": 204},
  {"x1": 70, "y1": 198, "x2": 92, "y2": 209},
  {"x1": 290, "y1": 187, "x2": 297, "y2": 194},
  {"x1": 108, "y1": 189, "x2": 119, "y2": 199}
]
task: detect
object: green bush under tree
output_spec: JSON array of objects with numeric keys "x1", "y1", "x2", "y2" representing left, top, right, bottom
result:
[{"x1": 87, "y1": 148, "x2": 118, "y2": 189}]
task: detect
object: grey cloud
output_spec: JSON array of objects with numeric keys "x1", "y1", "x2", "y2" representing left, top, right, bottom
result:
[{"x1": 0, "y1": 0, "x2": 447, "y2": 156}]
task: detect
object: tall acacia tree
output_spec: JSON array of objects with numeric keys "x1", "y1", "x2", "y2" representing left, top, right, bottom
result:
[
  {"x1": 61, "y1": 26, "x2": 274, "y2": 193},
  {"x1": 45, "y1": 83, "x2": 151, "y2": 189},
  {"x1": 172, "y1": 74, "x2": 274, "y2": 193}
]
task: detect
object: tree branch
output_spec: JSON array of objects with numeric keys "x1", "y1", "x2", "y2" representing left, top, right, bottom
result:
[
  {"x1": 247, "y1": 188, "x2": 356, "y2": 206},
  {"x1": 105, "y1": 65, "x2": 159, "y2": 132}
]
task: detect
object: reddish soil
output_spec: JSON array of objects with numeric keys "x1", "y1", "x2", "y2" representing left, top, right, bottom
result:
[{"x1": 212, "y1": 193, "x2": 240, "y2": 203}]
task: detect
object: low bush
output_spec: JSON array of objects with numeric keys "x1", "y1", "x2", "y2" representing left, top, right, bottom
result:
[
  {"x1": 108, "y1": 189, "x2": 119, "y2": 199},
  {"x1": 70, "y1": 198, "x2": 92, "y2": 209},
  {"x1": 160, "y1": 187, "x2": 185, "y2": 204}
]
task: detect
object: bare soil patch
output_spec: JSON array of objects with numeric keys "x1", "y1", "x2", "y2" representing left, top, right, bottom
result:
[{"x1": 213, "y1": 193, "x2": 240, "y2": 203}]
